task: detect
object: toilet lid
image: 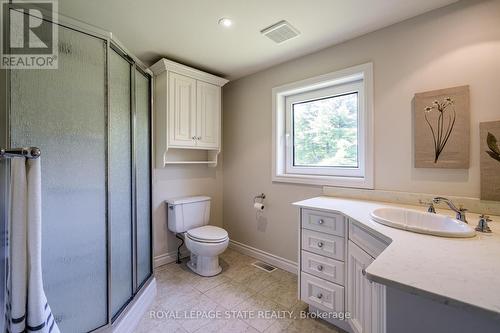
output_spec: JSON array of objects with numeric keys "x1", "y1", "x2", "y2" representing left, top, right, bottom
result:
[{"x1": 187, "y1": 226, "x2": 228, "y2": 243}]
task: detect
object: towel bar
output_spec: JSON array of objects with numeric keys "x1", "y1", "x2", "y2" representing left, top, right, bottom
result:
[{"x1": 0, "y1": 147, "x2": 41, "y2": 159}]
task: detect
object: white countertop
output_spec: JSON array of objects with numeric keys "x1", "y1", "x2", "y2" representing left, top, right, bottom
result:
[{"x1": 293, "y1": 196, "x2": 500, "y2": 319}]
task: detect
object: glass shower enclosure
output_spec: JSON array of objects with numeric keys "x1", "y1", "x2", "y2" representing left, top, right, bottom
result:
[{"x1": 1, "y1": 8, "x2": 152, "y2": 333}]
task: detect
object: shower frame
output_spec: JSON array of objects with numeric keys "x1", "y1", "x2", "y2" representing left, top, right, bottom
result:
[{"x1": 0, "y1": 6, "x2": 154, "y2": 332}]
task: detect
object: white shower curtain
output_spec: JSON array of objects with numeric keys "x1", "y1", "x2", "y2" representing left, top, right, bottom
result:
[{"x1": 7, "y1": 158, "x2": 60, "y2": 333}]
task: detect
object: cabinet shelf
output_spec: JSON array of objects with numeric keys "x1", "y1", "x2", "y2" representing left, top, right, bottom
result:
[
  {"x1": 164, "y1": 161, "x2": 213, "y2": 164},
  {"x1": 162, "y1": 147, "x2": 219, "y2": 167}
]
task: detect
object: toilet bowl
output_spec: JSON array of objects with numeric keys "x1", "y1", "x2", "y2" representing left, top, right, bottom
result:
[
  {"x1": 184, "y1": 225, "x2": 229, "y2": 276},
  {"x1": 165, "y1": 196, "x2": 229, "y2": 277}
]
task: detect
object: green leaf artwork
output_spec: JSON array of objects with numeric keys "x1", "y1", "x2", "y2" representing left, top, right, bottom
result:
[{"x1": 486, "y1": 132, "x2": 500, "y2": 163}]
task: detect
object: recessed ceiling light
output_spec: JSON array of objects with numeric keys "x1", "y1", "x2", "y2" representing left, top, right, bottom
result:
[{"x1": 218, "y1": 18, "x2": 233, "y2": 28}]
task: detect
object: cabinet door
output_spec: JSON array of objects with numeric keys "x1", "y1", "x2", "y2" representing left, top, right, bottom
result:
[
  {"x1": 168, "y1": 72, "x2": 197, "y2": 147},
  {"x1": 347, "y1": 241, "x2": 374, "y2": 333},
  {"x1": 371, "y1": 281, "x2": 386, "y2": 333},
  {"x1": 196, "y1": 81, "x2": 220, "y2": 149}
]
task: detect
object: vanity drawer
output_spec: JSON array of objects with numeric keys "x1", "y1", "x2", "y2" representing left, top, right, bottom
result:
[
  {"x1": 302, "y1": 229, "x2": 345, "y2": 261},
  {"x1": 301, "y1": 272, "x2": 344, "y2": 312},
  {"x1": 302, "y1": 209, "x2": 345, "y2": 237},
  {"x1": 301, "y1": 250, "x2": 345, "y2": 285},
  {"x1": 349, "y1": 221, "x2": 388, "y2": 258}
]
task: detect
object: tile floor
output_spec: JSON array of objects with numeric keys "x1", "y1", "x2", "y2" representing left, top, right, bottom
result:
[{"x1": 135, "y1": 248, "x2": 341, "y2": 333}]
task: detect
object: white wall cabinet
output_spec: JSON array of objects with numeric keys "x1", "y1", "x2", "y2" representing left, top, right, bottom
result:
[
  {"x1": 168, "y1": 72, "x2": 197, "y2": 147},
  {"x1": 298, "y1": 210, "x2": 387, "y2": 333},
  {"x1": 150, "y1": 58, "x2": 228, "y2": 167},
  {"x1": 196, "y1": 81, "x2": 220, "y2": 149}
]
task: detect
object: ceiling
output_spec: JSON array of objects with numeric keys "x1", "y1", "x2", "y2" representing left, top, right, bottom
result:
[{"x1": 59, "y1": 0, "x2": 459, "y2": 80}]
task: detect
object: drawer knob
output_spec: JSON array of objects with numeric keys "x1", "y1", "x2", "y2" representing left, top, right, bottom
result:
[
  {"x1": 317, "y1": 293, "x2": 323, "y2": 299},
  {"x1": 318, "y1": 219, "x2": 324, "y2": 225},
  {"x1": 317, "y1": 242, "x2": 324, "y2": 248},
  {"x1": 317, "y1": 265, "x2": 323, "y2": 271}
]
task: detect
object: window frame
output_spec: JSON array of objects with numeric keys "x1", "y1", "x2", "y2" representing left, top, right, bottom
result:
[
  {"x1": 272, "y1": 63, "x2": 374, "y2": 188},
  {"x1": 285, "y1": 81, "x2": 364, "y2": 177}
]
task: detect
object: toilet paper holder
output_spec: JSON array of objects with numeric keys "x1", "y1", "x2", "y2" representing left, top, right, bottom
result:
[
  {"x1": 253, "y1": 193, "x2": 266, "y2": 211},
  {"x1": 254, "y1": 193, "x2": 266, "y2": 203}
]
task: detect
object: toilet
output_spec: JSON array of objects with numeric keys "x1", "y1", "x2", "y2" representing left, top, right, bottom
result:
[{"x1": 166, "y1": 196, "x2": 229, "y2": 277}]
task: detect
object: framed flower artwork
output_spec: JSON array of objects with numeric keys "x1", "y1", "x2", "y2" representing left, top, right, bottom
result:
[{"x1": 414, "y1": 86, "x2": 470, "y2": 169}]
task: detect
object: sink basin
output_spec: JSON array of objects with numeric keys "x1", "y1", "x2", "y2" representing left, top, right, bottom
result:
[{"x1": 370, "y1": 207, "x2": 476, "y2": 238}]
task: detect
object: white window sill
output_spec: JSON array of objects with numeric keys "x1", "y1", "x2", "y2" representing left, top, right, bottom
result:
[{"x1": 272, "y1": 173, "x2": 374, "y2": 189}]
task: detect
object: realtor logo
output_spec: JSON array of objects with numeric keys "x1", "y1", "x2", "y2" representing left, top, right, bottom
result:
[{"x1": 1, "y1": 0, "x2": 58, "y2": 69}]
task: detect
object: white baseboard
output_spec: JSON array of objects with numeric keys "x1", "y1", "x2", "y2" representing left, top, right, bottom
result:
[
  {"x1": 112, "y1": 278, "x2": 157, "y2": 333},
  {"x1": 154, "y1": 241, "x2": 298, "y2": 274},
  {"x1": 154, "y1": 249, "x2": 190, "y2": 268},
  {"x1": 229, "y1": 239, "x2": 298, "y2": 274}
]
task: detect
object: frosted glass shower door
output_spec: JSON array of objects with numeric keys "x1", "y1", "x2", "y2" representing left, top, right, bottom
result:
[
  {"x1": 109, "y1": 48, "x2": 133, "y2": 318},
  {"x1": 10, "y1": 26, "x2": 108, "y2": 332},
  {"x1": 135, "y1": 69, "x2": 151, "y2": 287}
]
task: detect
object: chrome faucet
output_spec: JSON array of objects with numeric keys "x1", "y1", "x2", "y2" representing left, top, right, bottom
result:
[
  {"x1": 432, "y1": 197, "x2": 468, "y2": 223},
  {"x1": 475, "y1": 214, "x2": 492, "y2": 233},
  {"x1": 419, "y1": 200, "x2": 436, "y2": 213}
]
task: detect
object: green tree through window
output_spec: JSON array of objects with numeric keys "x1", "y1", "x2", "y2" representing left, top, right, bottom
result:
[{"x1": 293, "y1": 92, "x2": 358, "y2": 167}]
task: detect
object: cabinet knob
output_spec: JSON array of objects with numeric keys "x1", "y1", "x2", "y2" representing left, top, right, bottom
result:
[
  {"x1": 362, "y1": 268, "x2": 367, "y2": 276},
  {"x1": 317, "y1": 265, "x2": 323, "y2": 271},
  {"x1": 192, "y1": 136, "x2": 197, "y2": 140},
  {"x1": 317, "y1": 242, "x2": 324, "y2": 248},
  {"x1": 318, "y1": 219, "x2": 324, "y2": 225},
  {"x1": 197, "y1": 136, "x2": 202, "y2": 140},
  {"x1": 317, "y1": 293, "x2": 323, "y2": 299}
]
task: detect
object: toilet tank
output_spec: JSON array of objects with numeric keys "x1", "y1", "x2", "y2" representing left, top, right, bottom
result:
[{"x1": 165, "y1": 196, "x2": 211, "y2": 233}]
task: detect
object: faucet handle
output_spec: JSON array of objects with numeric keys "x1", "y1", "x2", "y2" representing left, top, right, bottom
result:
[
  {"x1": 457, "y1": 206, "x2": 468, "y2": 223},
  {"x1": 479, "y1": 214, "x2": 492, "y2": 221},
  {"x1": 475, "y1": 214, "x2": 492, "y2": 233},
  {"x1": 419, "y1": 200, "x2": 436, "y2": 213}
]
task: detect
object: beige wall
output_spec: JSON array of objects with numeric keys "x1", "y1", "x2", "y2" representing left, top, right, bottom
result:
[
  {"x1": 152, "y1": 163, "x2": 223, "y2": 264},
  {"x1": 222, "y1": 0, "x2": 500, "y2": 262}
]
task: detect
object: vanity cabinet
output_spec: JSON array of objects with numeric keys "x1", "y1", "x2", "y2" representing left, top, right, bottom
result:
[
  {"x1": 347, "y1": 240, "x2": 386, "y2": 333},
  {"x1": 347, "y1": 241, "x2": 373, "y2": 333},
  {"x1": 348, "y1": 221, "x2": 387, "y2": 333},
  {"x1": 150, "y1": 58, "x2": 228, "y2": 167},
  {"x1": 299, "y1": 209, "x2": 388, "y2": 333}
]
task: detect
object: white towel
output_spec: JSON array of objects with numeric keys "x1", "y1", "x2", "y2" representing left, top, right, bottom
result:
[
  {"x1": 8, "y1": 158, "x2": 27, "y2": 333},
  {"x1": 7, "y1": 158, "x2": 60, "y2": 333}
]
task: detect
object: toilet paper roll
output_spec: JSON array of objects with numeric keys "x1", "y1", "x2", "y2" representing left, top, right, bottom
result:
[{"x1": 253, "y1": 202, "x2": 264, "y2": 210}]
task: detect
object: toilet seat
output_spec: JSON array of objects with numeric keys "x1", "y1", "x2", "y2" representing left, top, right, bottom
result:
[{"x1": 187, "y1": 226, "x2": 228, "y2": 243}]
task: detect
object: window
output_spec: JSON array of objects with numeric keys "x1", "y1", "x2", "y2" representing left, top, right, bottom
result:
[{"x1": 272, "y1": 63, "x2": 373, "y2": 188}]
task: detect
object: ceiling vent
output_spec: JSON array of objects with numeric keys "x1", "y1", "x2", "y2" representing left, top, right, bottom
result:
[{"x1": 261, "y1": 20, "x2": 300, "y2": 44}]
